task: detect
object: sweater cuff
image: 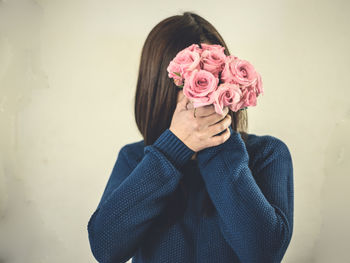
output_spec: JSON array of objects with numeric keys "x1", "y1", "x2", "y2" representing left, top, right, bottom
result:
[
  {"x1": 152, "y1": 128, "x2": 195, "y2": 169},
  {"x1": 197, "y1": 126, "x2": 239, "y2": 167}
]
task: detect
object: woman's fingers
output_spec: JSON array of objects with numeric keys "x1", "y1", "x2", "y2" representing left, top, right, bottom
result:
[
  {"x1": 185, "y1": 100, "x2": 192, "y2": 110},
  {"x1": 198, "y1": 106, "x2": 229, "y2": 126},
  {"x1": 195, "y1": 104, "x2": 216, "y2": 118},
  {"x1": 206, "y1": 114, "x2": 232, "y2": 138},
  {"x1": 209, "y1": 127, "x2": 231, "y2": 146}
]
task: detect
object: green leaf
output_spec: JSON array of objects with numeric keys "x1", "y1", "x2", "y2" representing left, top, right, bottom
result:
[{"x1": 174, "y1": 72, "x2": 181, "y2": 77}]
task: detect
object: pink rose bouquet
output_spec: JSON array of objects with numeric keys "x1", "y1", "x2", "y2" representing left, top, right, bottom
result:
[{"x1": 167, "y1": 43, "x2": 264, "y2": 115}]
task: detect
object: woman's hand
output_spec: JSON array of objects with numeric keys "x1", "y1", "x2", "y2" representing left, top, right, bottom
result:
[{"x1": 169, "y1": 95, "x2": 232, "y2": 152}]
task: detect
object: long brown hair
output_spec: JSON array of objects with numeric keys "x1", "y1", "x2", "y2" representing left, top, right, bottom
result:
[{"x1": 134, "y1": 12, "x2": 249, "y2": 231}]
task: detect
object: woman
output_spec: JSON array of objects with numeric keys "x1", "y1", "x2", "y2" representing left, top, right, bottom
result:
[{"x1": 87, "y1": 12, "x2": 294, "y2": 263}]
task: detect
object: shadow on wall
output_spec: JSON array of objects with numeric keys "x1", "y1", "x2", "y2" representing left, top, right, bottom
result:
[
  {"x1": 0, "y1": 0, "x2": 64, "y2": 262},
  {"x1": 313, "y1": 109, "x2": 350, "y2": 263}
]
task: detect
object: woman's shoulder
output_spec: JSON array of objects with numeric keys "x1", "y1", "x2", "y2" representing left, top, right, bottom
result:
[
  {"x1": 246, "y1": 132, "x2": 292, "y2": 162},
  {"x1": 119, "y1": 139, "x2": 145, "y2": 167}
]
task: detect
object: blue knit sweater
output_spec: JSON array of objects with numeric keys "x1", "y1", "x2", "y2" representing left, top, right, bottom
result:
[{"x1": 87, "y1": 126, "x2": 294, "y2": 263}]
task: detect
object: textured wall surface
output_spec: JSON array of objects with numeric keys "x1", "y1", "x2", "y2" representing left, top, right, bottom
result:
[{"x1": 0, "y1": 0, "x2": 349, "y2": 262}]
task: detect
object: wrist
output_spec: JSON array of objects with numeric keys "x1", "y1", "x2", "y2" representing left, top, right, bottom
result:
[{"x1": 152, "y1": 128, "x2": 196, "y2": 169}]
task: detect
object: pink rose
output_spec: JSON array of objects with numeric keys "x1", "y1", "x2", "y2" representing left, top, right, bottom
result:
[
  {"x1": 167, "y1": 61, "x2": 183, "y2": 86},
  {"x1": 241, "y1": 86, "x2": 257, "y2": 107},
  {"x1": 200, "y1": 43, "x2": 225, "y2": 53},
  {"x1": 200, "y1": 45, "x2": 227, "y2": 78},
  {"x1": 221, "y1": 56, "x2": 259, "y2": 87},
  {"x1": 213, "y1": 83, "x2": 244, "y2": 114},
  {"x1": 167, "y1": 43, "x2": 263, "y2": 113},
  {"x1": 167, "y1": 46, "x2": 201, "y2": 79},
  {"x1": 240, "y1": 73, "x2": 263, "y2": 102},
  {"x1": 253, "y1": 73, "x2": 263, "y2": 96},
  {"x1": 185, "y1": 43, "x2": 203, "y2": 55},
  {"x1": 183, "y1": 69, "x2": 219, "y2": 108}
]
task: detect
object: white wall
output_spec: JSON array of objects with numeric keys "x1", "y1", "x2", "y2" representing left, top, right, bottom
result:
[{"x1": 0, "y1": 0, "x2": 349, "y2": 262}]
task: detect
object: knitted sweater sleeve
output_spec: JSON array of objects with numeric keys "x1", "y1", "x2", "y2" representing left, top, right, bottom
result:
[
  {"x1": 87, "y1": 129, "x2": 195, "y2": 263},
  {"x1": 196, "y1": 126, "x2": 294, "y2": 263}
]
